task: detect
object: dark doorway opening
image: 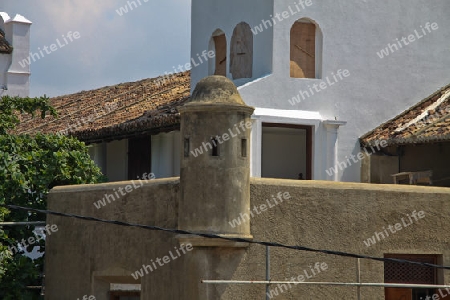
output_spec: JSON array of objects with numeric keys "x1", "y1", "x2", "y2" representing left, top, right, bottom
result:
[
  {"x1": 262, "y1": 123, "x2": 312, "y2": 180},
  {"x1": 127, "y1": 135, "x2": 151, "y2": 180}
]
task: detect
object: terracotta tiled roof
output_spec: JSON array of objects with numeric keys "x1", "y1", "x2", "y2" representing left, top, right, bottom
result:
[
  {"x1": 15, "y1": 71, "x2": 190, "y2": 143},
  {"x1": 0, "y1": 29, "x2": 12, "y2": 54},
  {"x1": 361, "y1": 84, "x2": 450, "y2": 147}
]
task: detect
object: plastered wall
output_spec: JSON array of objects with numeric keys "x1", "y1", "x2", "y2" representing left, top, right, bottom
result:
[{"x1": 46, "y1": 178, "x2": 450, "y2": 299}]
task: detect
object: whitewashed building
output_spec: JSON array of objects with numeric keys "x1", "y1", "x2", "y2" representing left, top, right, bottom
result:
[
  {"x1": 0, "y1": 12, "x2": 31, "y2": 98},
  {"x1": 190, "y1": 0, "x2": 450, "y2": 181},
  {"x1": 19, "y1": 1, "x2": 450, "y2": 183}
]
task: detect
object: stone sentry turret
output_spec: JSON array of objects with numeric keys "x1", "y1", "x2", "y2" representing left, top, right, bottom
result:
[{"x1": 178, "y1": 75, "x2": 254, "y2": 246}]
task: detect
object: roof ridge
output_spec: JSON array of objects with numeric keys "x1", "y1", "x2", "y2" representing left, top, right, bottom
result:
[
  {"x1": 53, "y1": 73, "x2": 186, "y2": 101},
  {"x1": 51, "y1": 77, "x2": 159, "y2": 110}
]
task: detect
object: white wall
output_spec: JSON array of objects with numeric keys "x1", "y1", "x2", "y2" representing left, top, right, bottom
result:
[
  {"x1": 0, "y1": 55, "x2": 11, "y2": 90},
  {"x1": 151, "y1": 131, "x2": 181, "y2": 178},
  {"x1": 191, "y1": 0, "x2": 450, "y2": 182},
  {"x1": 88, "y1": 143, "x2": 107, "y2": 175},
  {"x1": 191, "y1": 0, "x2": 274, "y2": 91},
  {"x1": 90, "y1": 132, "x2": 181, "y2": 182}
]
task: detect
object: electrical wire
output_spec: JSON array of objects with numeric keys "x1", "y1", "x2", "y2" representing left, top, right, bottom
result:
[{"x1": 2, "y1": 203, "x2": 450, "y2": 270}]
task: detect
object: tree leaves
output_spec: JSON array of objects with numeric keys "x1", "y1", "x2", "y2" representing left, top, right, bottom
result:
[
  {"x1": 0, "y1": 95, "x2": 57, "y2": 135},
  {"x1": 0, "y1": 95, "x2": 103, "y2": 299}
]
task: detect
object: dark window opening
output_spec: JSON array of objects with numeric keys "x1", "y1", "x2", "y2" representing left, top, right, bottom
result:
[
  {"x1": 241, "y1": 139, "x2": 247, "y2": 157},
  {"x1": 109, "y1": 291, "x2": 140, "y2": 300},
  {"x1": 261, "y1": 123, "x2": 313, "y2": 180},
  {"x1": 127, "y1": 136, "x2": 151, "y2": 180},
  {"x1": 211, "y1": 137, "x2": 219, "y2": 157},
  {"x1": 184, "y1": 138, "x2": 190, "y2": 157}
]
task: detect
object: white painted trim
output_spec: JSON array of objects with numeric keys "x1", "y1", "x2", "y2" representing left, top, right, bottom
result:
[
  {"x1": 323, "y1": 121, "x2": 347, "y2": 181},
  {"x1": 253, "y1": 107, "x2": 322, "y2": 122},
  {"x1": 250, "y1": 107, "x2": 323, "y2": 179},
  {"x1": 7, "y1": 71, "x2": 31, "y2": 75}
]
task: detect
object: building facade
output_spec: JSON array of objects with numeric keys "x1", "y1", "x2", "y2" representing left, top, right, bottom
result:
[
  {"x1": 191, "y1": 0, "x2": 450, "y2": 182},
  {"x1": 15, "y1": 1, "x2": 450, "y2": 184},
  {"x1": 45, "y1": 77, "x2": 450, "y2": 300}
]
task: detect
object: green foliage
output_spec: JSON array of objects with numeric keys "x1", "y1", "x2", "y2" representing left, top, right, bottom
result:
[
  {"x1": 0, "y1": 255, "x2": 42, "y2": 300},
  {"x1": 0, "y1": 95, "x2": 103, "y2": 299},
  {"x1": 0, "y1": 95, "x2": 56, "y2": 135}
]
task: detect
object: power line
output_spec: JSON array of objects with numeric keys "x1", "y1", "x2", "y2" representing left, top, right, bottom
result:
[
  {"x1": 0, "y1": 221, "x2": 46, "y2": 226},
  {"x1": 2, "y1": 203, "x2": 450, "y2": 270}
]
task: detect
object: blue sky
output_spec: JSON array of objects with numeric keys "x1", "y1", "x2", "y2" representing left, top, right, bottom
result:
[{"x1": 2, "y1": 0, "x2": 191, "y2": 97}]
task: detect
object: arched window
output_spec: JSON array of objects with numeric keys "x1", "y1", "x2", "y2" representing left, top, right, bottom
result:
[
  {"x1": 290, "y1": 19, "x2": 322, "y2": 79},
  {"x1": 208, "y1": 29, "x2": 227, "y2": 76},
  {"x1": 230, "y1": 22, "x2": 253, "y2": 79}
]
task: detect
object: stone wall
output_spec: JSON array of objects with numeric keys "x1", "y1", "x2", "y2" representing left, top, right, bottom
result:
[
  {"x1": 45, "y1": 178, "x2": 182, "y2": 299},
  {"x1": 46, "y1": 178, "x2": 450, "y2": 299}
]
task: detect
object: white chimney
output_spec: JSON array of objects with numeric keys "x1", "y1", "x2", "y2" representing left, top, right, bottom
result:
[{"x1": 3, "y1": 13, "x2": 32, "y2": 97}]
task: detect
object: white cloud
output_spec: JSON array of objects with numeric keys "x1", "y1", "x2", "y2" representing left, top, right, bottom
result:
[
  {"x1": 35, "y1": 1, "x2": 127, "y2": 67},
  {"x1": 39, "y1": 1, "x2": 122, "y2": 31}
]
